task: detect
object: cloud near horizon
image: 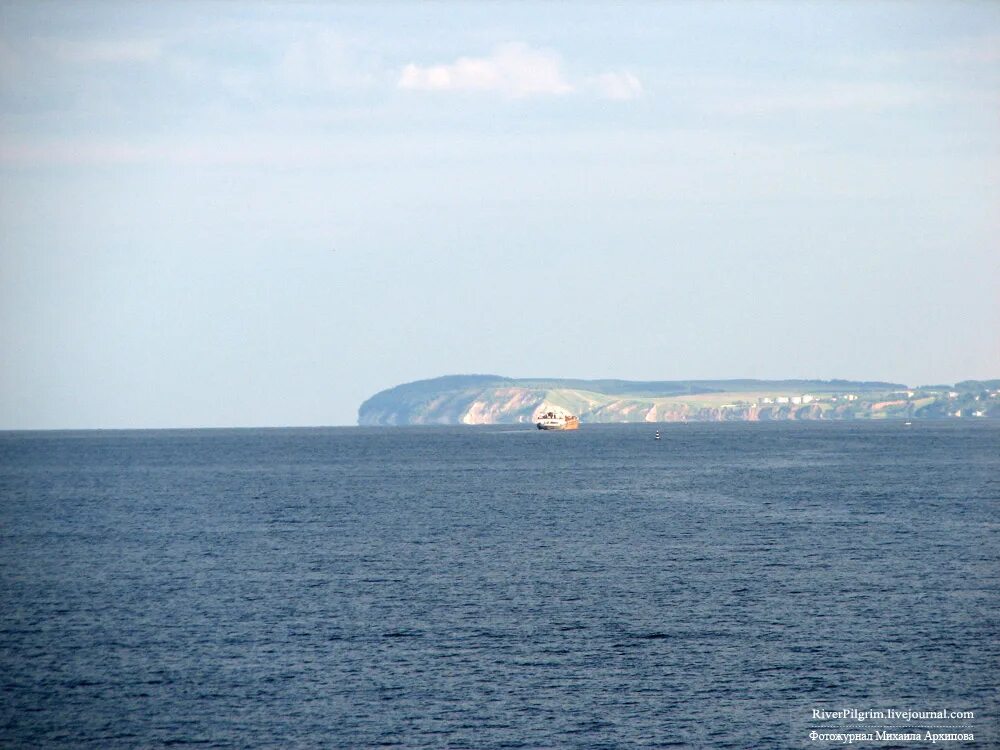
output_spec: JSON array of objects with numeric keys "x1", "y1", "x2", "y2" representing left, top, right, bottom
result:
[
  {"x1": 398, "y1": 42, "x2": 641, "y2": 100},
  {"x1": 44, "y1": 38, "x2": 164, "y2": 64},
  {"x1": 588, "y1": 71, "x2": 643, "y2": 101},
  {"x1": 733, "y1": 82, "x2": 926, "y2": 114}
]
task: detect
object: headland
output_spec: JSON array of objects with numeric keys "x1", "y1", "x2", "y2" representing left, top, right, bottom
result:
[{"x1": 358, "y1": 376, "x2": 1000, "y2": 425}]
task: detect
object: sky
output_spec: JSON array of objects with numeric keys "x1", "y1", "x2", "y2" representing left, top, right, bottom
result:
[{"x1": 1, "y1": 1, "x2": 998, "y2": 429}]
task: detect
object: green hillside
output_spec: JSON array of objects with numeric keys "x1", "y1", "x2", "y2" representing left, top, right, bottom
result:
[{"x1": 357, "y1": 375, "x2": 999, "y2": 425}]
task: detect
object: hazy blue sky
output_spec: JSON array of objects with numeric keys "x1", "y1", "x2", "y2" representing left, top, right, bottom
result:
[{"x1": 1, "y1": 1, "x2": 998, "y2": 428}]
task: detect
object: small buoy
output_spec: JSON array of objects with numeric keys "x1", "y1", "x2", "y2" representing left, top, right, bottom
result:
[{"x1": 654, "y1": 430, "x2": 661, "y2": 440}]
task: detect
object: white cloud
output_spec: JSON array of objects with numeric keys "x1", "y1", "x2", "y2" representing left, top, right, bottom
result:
[
  {"x1": 933, "y1": 33, "x2": 1000, "y2": 65},
  {"x1": 398, "y1": 42, "x2": 574, "y2": 98},
  {"x1": 0, "y1": 40, "x2": 21, "y2": 87},
  {"x1": 589, "y1": 71, "x2": 643, "y2": 101},
  {"x1": 710, "y1": 82, "x2": 926, "y2": 115},
  {"x1": 845, "y1": 33, "x2": 1000, "y2": 69},
  {"x1": 45, "y1": 38, "x2": 163, "y2": 64},
  {"x1": 0, "y1": 139, "x2": 152, "y2": 166}
]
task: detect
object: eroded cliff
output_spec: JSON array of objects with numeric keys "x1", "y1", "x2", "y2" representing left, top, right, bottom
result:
[{"x1": 357, "y1": 375, "x2": 1000, "y2": 425}]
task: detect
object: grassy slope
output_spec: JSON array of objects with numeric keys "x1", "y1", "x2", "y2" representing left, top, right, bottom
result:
[{"x1": 357, "y1": 375, "x2": 998, "y2": 424}]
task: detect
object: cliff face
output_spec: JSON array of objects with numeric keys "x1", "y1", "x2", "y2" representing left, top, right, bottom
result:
[
  {"x1": 357, "y1": 375, "x2": 1000, "y2": 425},
  {"x1": 357, "y1": 376, "x2": 543, "y2": 426},
  {"x1": 459, "y1": 388, "x2": 546, "y2": 424}
]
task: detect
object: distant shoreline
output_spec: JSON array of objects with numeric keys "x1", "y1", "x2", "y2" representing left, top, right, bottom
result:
[{"x1": 359, "y1": 375, "x2": 1000, "y2": 426}]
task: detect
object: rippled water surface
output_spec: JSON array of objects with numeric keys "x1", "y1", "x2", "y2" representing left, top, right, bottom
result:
[{"x1": 1, "y1": 422, "x2": 997, "y2": 748}]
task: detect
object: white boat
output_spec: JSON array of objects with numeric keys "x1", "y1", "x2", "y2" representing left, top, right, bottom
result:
[{"x1": 534, "y1": 409, "x2": 579, "y2": 431}]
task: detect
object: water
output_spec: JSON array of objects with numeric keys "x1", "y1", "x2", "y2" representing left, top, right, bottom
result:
[{"x1": 1, "y1": 422, "x2": 997, "y2": 748}]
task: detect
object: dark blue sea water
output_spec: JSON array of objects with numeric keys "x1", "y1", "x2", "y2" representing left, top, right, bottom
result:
[{"x1": 1, "y1": 422, "x2": 997, "y2": 748}]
